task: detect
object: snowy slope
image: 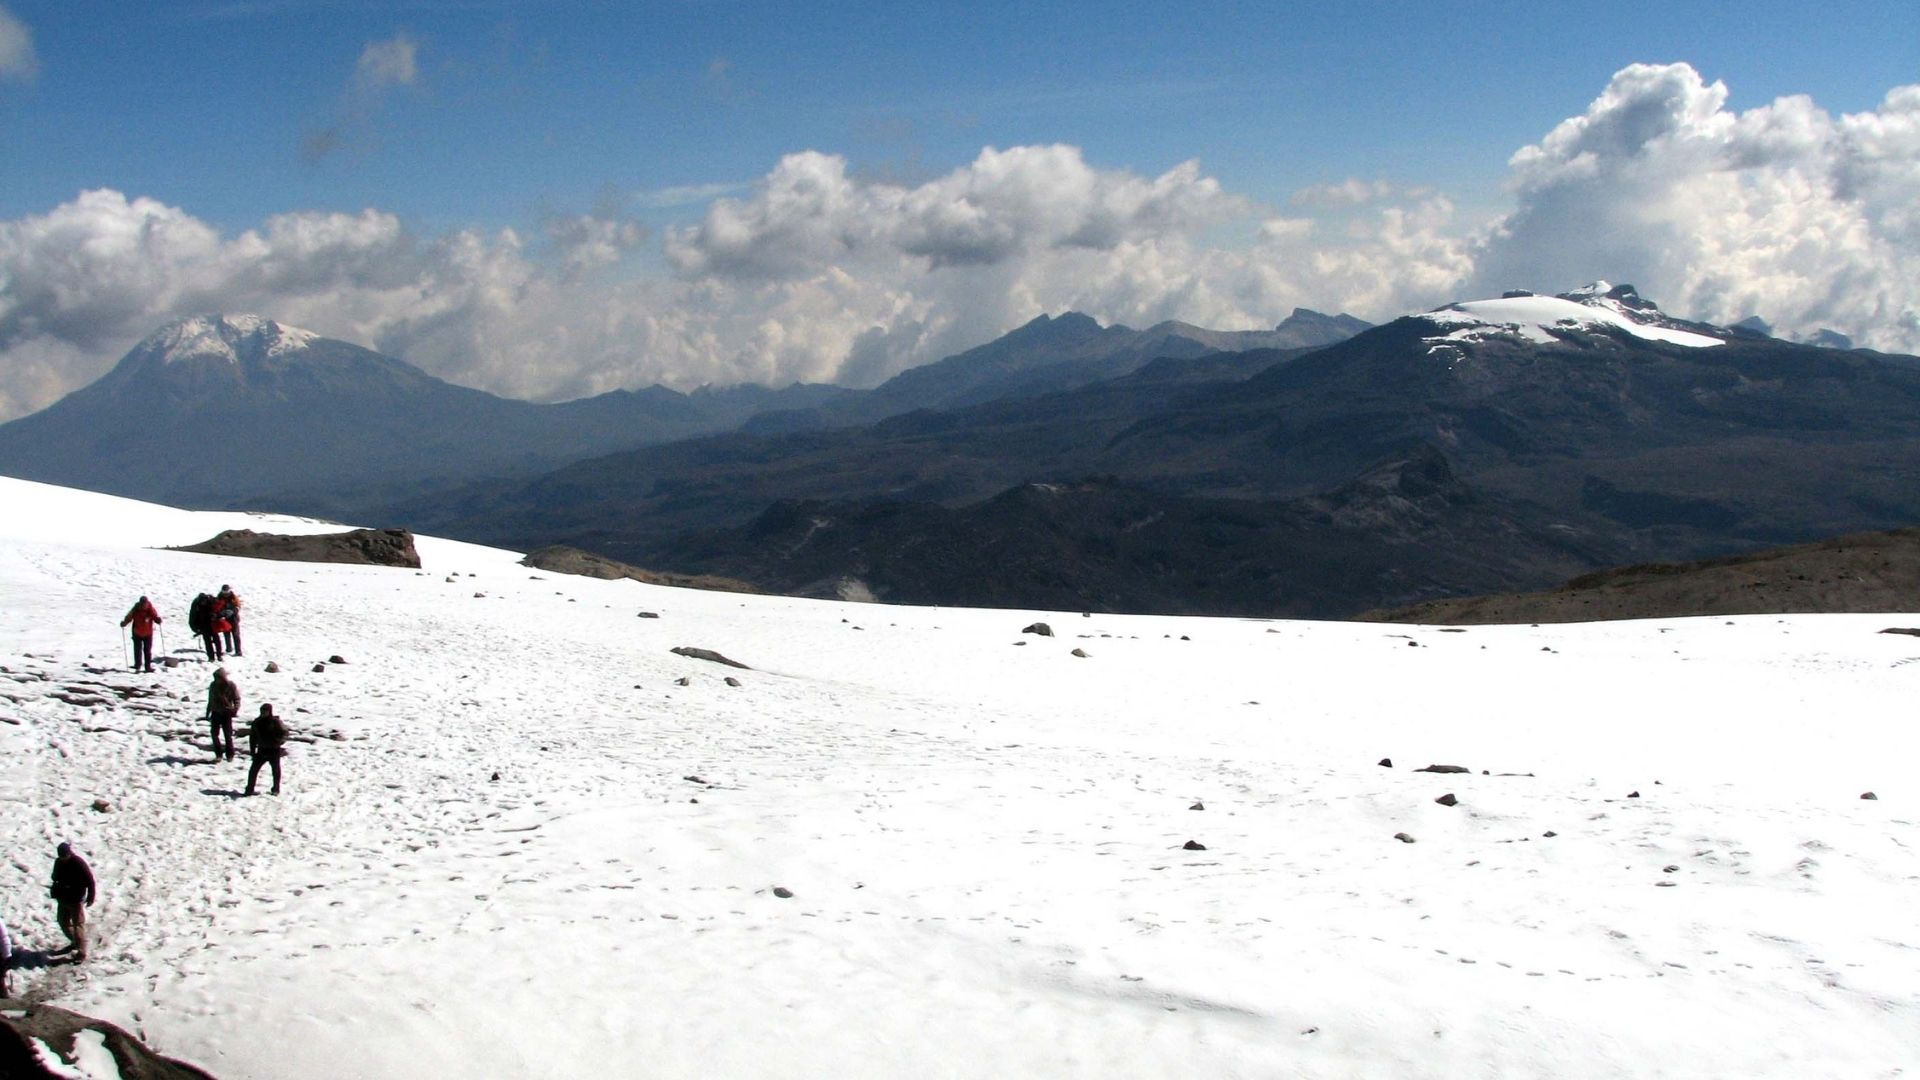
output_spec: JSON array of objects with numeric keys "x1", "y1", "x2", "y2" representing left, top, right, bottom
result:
[{"x1": 2, "y1": 476, "x2": 1918, "y2": 1078}]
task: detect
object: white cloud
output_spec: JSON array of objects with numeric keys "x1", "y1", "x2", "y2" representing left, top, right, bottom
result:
[
  {"x1": 0, "y1": 4, "x2": 36, "y2": 82},
  {"x1": 355, "y1": 35, "x2": 417, "y2": 91},
  {"x1": 1472, "y1": 63, "x2": 1920, "y2": 351},
  {"x1": 4, "y1": 63, "x2": 1918, "y2": 423}
]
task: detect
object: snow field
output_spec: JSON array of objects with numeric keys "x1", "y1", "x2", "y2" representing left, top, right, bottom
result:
[{"x1": 1, "y1": 476, "x2": 1917, "y2": 1078}]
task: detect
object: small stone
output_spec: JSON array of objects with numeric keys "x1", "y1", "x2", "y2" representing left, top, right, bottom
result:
[
  {"x1": 637, "y1": 611, "x2": 660, "y2": 619},
  {"x1": 1180, "y1": 635, "x2": 1190, "y2": 641},
  {"x1": 674, "y1": 676, "x2": 691, "y2": 686},
  {"x1": 772, "y1": 886, "x2": 794, "y2": 899},
  {"x1": 1542, "y1": 830, "x2": 1558, "y2": 838},
  {"x1": 312, "y1": 663, "x2": 326, "y2": 673},
  {"x1": 1022, "y1": 622, "x2": 1054, "y2": 637},
  {"x1": 489, "y1": 771, "x2": 500, "y2": 782},
  {"x1": 329, "y1": 655, "x2": 347, "y2": 665},
  {"x1": 1654, "y1": 880, "x2": 1677, "y2": 887},
  {"x1": 264, "y1": 661, "x2": 280, "y2": 673},
  {"x1": 1071, "y1": 648, "x2": 1089, "y2": 658},
  {"x1": 684, "y1": 775, "x2": 706, "y2": 784},
  {"x1": 1861, "y1": 791, "x2": 1879, "y2": 800},
  {"x1": 1627, "y1": 790, "x2": 1641, "y2": 798},
  {"x1": 1407, "y1": 640, "x2": 1419, "y2": 647},
  {"x1": 724, "y1": 676, "x2": 742, "y2": 687},
  {"x1": 1393, "y1": 832, "x2": 1416, "y2": 844},
  {"x1": 1182, "y1": 840, "x2": 1207, "y2": 851},
  {"x1": 1663, "y1": 865, "x2": 1679, "y2": 873},
  {"x1": 91, "y1": 798, "x2": 111, "y2": 813},
  {"x1": 1435, "y1": 793, "x2": 1458, "y2": 807},
  {"x1": 1378, "y1": 757, "x2": 1393, "y2": 768},
  {"x1": 1189, "y1": 801, "x2": 1204, "y2": 811}
]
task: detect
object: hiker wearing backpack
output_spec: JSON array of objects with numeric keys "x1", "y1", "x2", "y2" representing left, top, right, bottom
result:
[
  {"x1": 245, "y1": 703, "x2": 288, "y2": 796},
  {"x1": 120, "y1": 596, "x2": 162, "y2": 673},
  {"x1": 207, "y1": 667, "x2": 240, "y2": 761},
  {"x1": 189, "y1": 592, "x2": 222, "y2": 661},
  {"x1": 217, "y1": 584, "x2": 243, "y2": 656},
  {"x1": 49, "y1": 842, "x2": 95, "y2": 962}
]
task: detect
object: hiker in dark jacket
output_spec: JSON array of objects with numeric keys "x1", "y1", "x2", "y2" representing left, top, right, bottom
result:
[
  {"x1": 49, "y1": 842, "x2": 95, "y2": 962},
  {"x1": 120, "y1": 596, "x2": 162, "y2": 673},
  {"x1": 217, "y1": 585, "x2": 243, "y2": 657},
  {"x1": 245, "y1": 703, "x2": 288, "y2": 796},
  {"x1": 207, "y1": 667, "x2": 240, "y2": 761}
]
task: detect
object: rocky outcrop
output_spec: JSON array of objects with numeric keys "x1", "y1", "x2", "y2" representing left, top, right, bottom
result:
[
  {"x1": 519, "y1": 546, "x2": 757, "y2": 594},
  {"x1": 170, "y1": 528, "x2": 420, "y2": 568},
  {"x1": 0, "y1": 1004, "x2": 217, "y2": 1079}
]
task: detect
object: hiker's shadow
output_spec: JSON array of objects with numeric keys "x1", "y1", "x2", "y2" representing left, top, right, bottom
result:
[
  {"x1": 6, "y1": 946, "x2": 64, "y2": 971},
  {"x1": 148, "y1": 754, "x2": 212, "y2": 767},
  {"x1": 199, "y1": 787, "x2": 246, "y2": 800}
]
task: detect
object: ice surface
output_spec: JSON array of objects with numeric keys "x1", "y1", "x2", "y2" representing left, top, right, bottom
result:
[{"x1": 1, "y1": 476, "x2": 1917, "y2": 1078}]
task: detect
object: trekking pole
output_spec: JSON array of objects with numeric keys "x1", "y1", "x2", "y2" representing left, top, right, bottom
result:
[{"x1": 122, "y1": 625, "x2": 130, "y2": 667}]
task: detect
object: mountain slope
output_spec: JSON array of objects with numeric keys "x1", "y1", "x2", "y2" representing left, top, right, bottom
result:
[{"x1": 0, "y1": 315, "x2": 845, "y2": 513}]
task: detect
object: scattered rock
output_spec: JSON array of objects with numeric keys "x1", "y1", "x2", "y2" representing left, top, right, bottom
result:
[
  {"x1": 1407, "y1": 640, "x2": 1419, "y2": 647},
  {"x1": 1663, "y1": 865, "x2": 1680, "y2": 873},
  {"x1": 1070, "y1": 648, "x2": 1089, "y2": 658},
  {"x1": 1435, "y1": 793, "x2": 1458, "y2": 807},
  {"x1": 264, "y1": 661, "x2": 280, "y2": 673},
  {"x1": 1393, "y1": 832, "x2": 1416, "y2": 844},
  {"x1": 1877, "y1": 627, "x2": 1920, "y2": 637},
  {"x1": 724, "y1": 676, "x2": 742, "y2": 688},
  {"x1": 674, "y1": 676, "x2": 691, "y2": 687},
  {"x1": 472, "y1": 591, "x2": 487, "y2": 598},
  {"x1": 1022, "y1": 622, "x2": 1054, "y2": 637},
  {"x1": 637, "y1": 611, "x2": 660, "y2": 619},
  {"x1": 1378, "y1": 757, "x2": 1393, "y2": 768},
  {"x1": 683, "y1": 775, "x2": 707, "y2": 785},
  {"x1": 1182, "y1": 840, "x2": 1207, "y2": 851},
  {"x1": 1542, "y1": 830, "x2": 1558, "y2": 838},
  {"x1": 91, "y1": 798, "x2": 111, "y2": 813},
  {"x1": 1415, "y1": 764, "x2": 1470, "y2": 774},
  {"x1": 1179, "y1": 635, "x2": 1190, "y2": 641},
  {"x1": 1628, "y1": 790, "x2": 1641, "y2": 798},
  {"x1": 1654, "y1": 880, "x2": 1677, "y2": 887},
  {"x1": 772, "y1": 886, "x2": 794, "y2": 899},
  {"x1": 1189, "y1": 801, "x2": 1204, "y2": 811},
  {"x1": 311, "y1": 663, "x2": 326, "y2": 673},
  {"x1": 1861, "y1": 791, "x2": 1879, "y2": 800},
  {"x1": 329, "y1": 655, "x2": 347, "y2": 665},
  {"x1": 670, "y1": 646, "x2": 751, "y2": 669}
]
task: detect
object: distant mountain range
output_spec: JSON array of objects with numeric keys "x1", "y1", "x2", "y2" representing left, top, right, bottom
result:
[
  {"x1": 0, "y1": 314, "x2": 848, "y2": 514},
  {"x1": 6, "y1": 287, "x2": 1917, "y2": 619},
  {"x1": 383, "y1": 284, "x2": 1920, "y2": 617}
]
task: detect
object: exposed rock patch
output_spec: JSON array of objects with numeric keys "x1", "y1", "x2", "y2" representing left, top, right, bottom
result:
[
  {"x1": 0, "y1": 1004, "x2": 217, "y2": 1079},
  {"x1": 170, "y1": 527, "x2": 420, "y2": 568},
  {"x1": 670, "y1": 647, "x2": 751, "y2": 670},
  {"x1": 519, "y1": 545, "x2": 756, "y2": 594}
]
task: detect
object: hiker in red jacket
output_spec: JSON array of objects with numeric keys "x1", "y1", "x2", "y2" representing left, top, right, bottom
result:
[
  {"x1": 120, "y1": 596, "x2": 162, "y2": 673},
  {"x1": 217, "y1": 584, "x2": 243, "y2": 657}
]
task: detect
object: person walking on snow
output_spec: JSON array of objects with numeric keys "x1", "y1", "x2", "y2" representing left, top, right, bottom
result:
[
  {"x1": 49, "y1": 842, "x2": 95, "y2": 962},
  {"x1": 246, "y1": 703, "x2": 288, "y2": 796},
  {"x1": 217, "y1": 584, "x2": 243, "y2": 657},
  {"x1": 207, "y1": 667, "x2": 241, "y2": 761},
  {"x1": 120, "y1": 596, "x2": 162, "y2": 673}
]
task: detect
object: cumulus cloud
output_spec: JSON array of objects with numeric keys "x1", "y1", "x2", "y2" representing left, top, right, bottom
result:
[
  {"x1": 0, "y1": 3, "x2": 37, "y2": 82},
  {"x1": 1472, "y1": 62, "x2": 1920, "y2": 352},
  {"x1": 4, "y1": 63, "x2": 1917, "y2": 422}
]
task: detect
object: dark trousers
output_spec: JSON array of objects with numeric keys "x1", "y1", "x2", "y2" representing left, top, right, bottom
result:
[
  {"x1": 246, "y1": 753, "x2": 282, "y2": 795},
  {"x1": 210, "y1": 714, "x2": 236, "y2": 759},
  {"x1": 223, "y1": 623, "x2": 242, "y2": 655},
  {"x1": 202, "y1": 633, "x2": 223, "y2": 661},
  {"x1": 131, "y1": 634, "x2": 153, "y2": 671}
]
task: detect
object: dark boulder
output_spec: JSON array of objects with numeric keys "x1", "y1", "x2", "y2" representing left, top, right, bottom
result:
[{"x1": 1022, "y1": 622, "x2": 1054, "y2": 637}]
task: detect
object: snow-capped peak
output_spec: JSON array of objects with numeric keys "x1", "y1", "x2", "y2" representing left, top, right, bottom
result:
[
  {"x1": 1416, "y1": 285, "x2": 1724, "y2": 353},
  {"x1": 143, "y1": 314, "x2": 322, "y2": 365}
]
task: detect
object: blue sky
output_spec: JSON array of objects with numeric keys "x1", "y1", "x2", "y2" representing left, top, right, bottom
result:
[
  {"x1": 0, "y1": 1, "x2": 1916, "y2": 416},
  {"x1": 6, "y1": 0, "x2": 1914, "y2": 230}
]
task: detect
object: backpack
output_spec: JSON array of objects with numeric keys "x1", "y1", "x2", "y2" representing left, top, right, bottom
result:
[{"x1": 189, "y1": 593, "x2": 214, "y2": 636}]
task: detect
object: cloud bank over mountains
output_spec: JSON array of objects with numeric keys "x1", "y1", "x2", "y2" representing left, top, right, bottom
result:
[{"x1": 1, "y1": 63, "x2": 1916, "y2": 421}]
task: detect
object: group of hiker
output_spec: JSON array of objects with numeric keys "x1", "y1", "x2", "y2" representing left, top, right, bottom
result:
[
  {"x1": 206, "y1": 665, "x2": 289, "y2": 794},
  {"x1": 119, "y1": 585, "x2": 242, "y2": 670},
  {"x1": 0, "y1": 842, "x2": 95, "y2": 996}
]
